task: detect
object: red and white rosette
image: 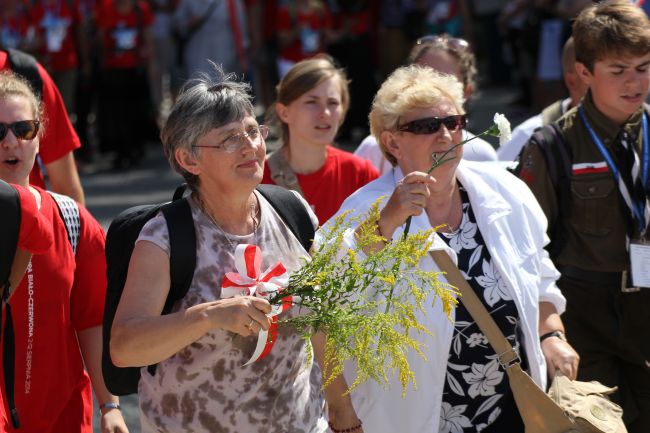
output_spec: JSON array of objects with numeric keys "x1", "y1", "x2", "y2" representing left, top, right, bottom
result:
[{"x1": 221, "y1": 244, "x2": 295, "y2": 366}]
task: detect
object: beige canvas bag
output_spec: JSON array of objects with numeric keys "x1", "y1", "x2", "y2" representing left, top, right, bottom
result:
[{"x1": 431, "y1": 250, "x2": 627, "y2": 433}]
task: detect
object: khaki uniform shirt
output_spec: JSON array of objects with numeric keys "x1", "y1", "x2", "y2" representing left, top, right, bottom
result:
[{"x1": 518, "y1": 91, "x2": 648, "y2": 273}]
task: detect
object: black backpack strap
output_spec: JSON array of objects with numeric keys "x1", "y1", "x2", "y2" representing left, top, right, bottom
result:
[
  {"x1": 0, "y1": 181, "x2": 19, "y2": 291},
  {"x1": 530, "y1": 123, "x2": 572, "y2": 259},
  {"x1": 140, "y1": 198, "x2": 195, "y2": 377},
  {"x1": 0, "y1": 181, "x2": 20, "y2": 428},
  {"x1": 5, "y1": 49, "x2": 43, "y2": 100},
  {"x1": 256, "y1": 184, "x2": 315, "y2": 252},
  {"x1": 536, "y1": 124, "x2": 572, "y2": 208},
  {"x1": 160, "y1": 198, "x2": 196, "y2": 313}
]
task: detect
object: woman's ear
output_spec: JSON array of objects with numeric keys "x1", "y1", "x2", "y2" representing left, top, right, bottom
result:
[
  {"x1": 176, "y1": 148, "x2": 201, "y2": 175},
  {"x1": 276, "y1": 102, "x2": 290, "y2": 123},
  {"x1": 381, "y1": 130, "x2": 401, "y2": 161}
]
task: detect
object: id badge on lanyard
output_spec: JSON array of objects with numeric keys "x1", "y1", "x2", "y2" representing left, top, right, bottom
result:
[{"x1": 630, "y1": 239, "x2": 650, "y2": 288}]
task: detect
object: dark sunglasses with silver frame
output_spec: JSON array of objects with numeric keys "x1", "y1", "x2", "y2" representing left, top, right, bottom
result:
[
  {"x1": 398, "y1": 115, "x2": 467, "y2": 135},
  {"x1": 0, "y1": 120, "x2": 40, "y2": 141}
]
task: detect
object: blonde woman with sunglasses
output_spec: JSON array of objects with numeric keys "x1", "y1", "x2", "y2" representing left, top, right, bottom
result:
[
  {"x1": 355, "y1": 34, "x2": 497, "y2": 175},
  {"x1": 0, "y1": 71, "x2": 128, "y2": 432},
  {"x1": 319, "y1": 65, "x2": 579, "y2": 433}
]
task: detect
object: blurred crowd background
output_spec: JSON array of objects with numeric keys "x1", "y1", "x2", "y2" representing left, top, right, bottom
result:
[{"x1": 2, "y1": 0, "x2": 649, "y2": 168}]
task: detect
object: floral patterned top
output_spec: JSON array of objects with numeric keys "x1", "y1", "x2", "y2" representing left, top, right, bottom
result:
[{"x1": 437, "y1": 185, "x2": 526, "y2": 433}]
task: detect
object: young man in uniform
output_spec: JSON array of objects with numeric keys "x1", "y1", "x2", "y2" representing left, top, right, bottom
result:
[{"x1": 517, "y1": 2, "x2": 650, "y2": 432}]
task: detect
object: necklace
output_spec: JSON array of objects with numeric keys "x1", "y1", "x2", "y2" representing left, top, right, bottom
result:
[{"x1": 195, "y1": 193, "x2": 260, "y2": 251}]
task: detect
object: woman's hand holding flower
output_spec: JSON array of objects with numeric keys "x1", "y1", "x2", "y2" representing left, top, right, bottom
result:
[
  {"x1": 541, "y1": 337, "x2": 580, "y2": 381},
  {"x1": 379, "y1": 172, "x2": 437, "y2": 240},
  {"x1": 205, "y1": 296, "x2": 273, "y2": 337}
]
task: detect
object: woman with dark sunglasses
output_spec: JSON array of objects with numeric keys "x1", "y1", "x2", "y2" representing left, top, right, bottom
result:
[
  {"x1": 0, "y1": 71, "x2": 128, "y2": 432},
  {"x1": 354, "y1": 33, "x2": 497, "y2": 174},
  {"x1": 319, "y1": 65, "x2": 579, "y2": 433}
]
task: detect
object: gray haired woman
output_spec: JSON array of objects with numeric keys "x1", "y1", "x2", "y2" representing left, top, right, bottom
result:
[{"x1": 110, "y1": 69, "x2": 328, "y2": 433}]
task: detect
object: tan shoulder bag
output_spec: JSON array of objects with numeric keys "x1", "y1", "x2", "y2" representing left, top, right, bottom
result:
[{"x1": 430, "y1": 250, "x2": 627, "y2": 433}]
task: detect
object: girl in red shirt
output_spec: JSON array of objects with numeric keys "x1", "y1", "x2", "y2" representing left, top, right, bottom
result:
[{"x1": 262, "y1": 55, "x2": 378, "y2": 224}]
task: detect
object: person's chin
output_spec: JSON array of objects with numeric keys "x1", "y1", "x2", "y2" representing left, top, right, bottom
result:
[{"x1": 0, "y1": 165, "x2": 28, "y2": 186}]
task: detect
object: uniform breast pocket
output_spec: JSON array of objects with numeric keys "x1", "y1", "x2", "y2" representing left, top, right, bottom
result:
[{"x1": 569, "y1": 175, "x2": 616, "y2": 236}]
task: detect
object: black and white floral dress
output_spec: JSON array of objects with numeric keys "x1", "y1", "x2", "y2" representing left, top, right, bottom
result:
[{"x1": 437, "y1": 185, "x2": 526, "y2": 433}]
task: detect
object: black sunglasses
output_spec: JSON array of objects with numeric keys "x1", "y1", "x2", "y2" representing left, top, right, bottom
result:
[
  {"x1": 398, "y1": 115, "x2": 466, "y2": 135},
  {"x1": 0, "y1": 120, "x2": 40, "y2": 141}
]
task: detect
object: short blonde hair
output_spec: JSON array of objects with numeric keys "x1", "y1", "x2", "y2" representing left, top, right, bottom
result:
[{"x1": 369, "y1": 65, "x2": 465, "y2": 165}]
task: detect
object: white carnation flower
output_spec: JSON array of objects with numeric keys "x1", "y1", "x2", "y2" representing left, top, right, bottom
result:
[{"x1": 493, "y1": 113, "x2": 512, "y2": 145}]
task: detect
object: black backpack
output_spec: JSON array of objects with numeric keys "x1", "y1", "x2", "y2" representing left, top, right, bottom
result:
[
  {"x1": 514, "y1": 123, "x2": 572, "y2": 260},
  {"x1": 4, "y1": 48, "x2": 43, "y2": 100},
  {"x1": 102, "y1": 184, "x2": 316, "y2": 396},
  {"x1": 0, "y1": 181, "x2": 20, "y2": 428}
]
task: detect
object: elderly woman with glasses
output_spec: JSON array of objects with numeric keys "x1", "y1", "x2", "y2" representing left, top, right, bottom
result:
[
  {"x1": 322, "y1": 65, "x2": 579, "y2": 433},
  {"x1": 110, "y1": 69, "x2": 329, "y2": 433}
]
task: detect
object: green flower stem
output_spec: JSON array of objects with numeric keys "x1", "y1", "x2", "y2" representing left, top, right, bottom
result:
[{"x1": 400, "y1": 127, "x2": 496, "y2": 241}]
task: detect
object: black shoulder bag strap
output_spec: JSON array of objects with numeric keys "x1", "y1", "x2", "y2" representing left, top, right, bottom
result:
[
  {"x1": 257, "y1": 184, "x2": 315, "y2": 252},
  {"x1": 0, "y1": 181, "x2": 20, "y2": 428},
  {"x1": 5, "y1": 48, "x2": 43, "y2": 100}
]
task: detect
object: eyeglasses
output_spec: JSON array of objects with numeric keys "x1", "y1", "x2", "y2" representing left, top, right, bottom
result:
[
  {"x1": 193, "y1": 125, "x2": 269, "y2": 153},
  {"x1": 398, "y1": 115, "x2": 466, "y2": 135},
  {"x1": 416, "y1": 34, "x2": 470, "y2": 52},
  {"x1": 0, "y1": 120, "x2": 40, "y2": 141}
]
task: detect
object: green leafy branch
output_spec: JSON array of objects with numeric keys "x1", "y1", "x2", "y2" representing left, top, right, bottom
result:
[{"x1": 269, "y1": 199, "x2": 458, "y2": 395}]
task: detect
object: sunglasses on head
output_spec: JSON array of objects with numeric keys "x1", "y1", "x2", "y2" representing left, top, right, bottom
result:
[
  {"x1": 416, "y1": 34, "x2": 470, "y2": 52},
  {"x1": 0, "y1": 120, "x2": 40, "y2": 141},
  {"x1": 398, "y1": 115, "x2": 466, "y2": 135}
]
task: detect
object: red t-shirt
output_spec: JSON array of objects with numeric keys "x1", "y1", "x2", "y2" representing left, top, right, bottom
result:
[
  {"x1": 262, "y1": 145, "x2": 379, "y2": 224},
  {"x1": 0, "y1": 188, "x2": 107, "y2": 433},
  {"x1": 276, "y1": 5, "x2": 332, "y2": 62},
  {"x1": 0, "y1": 51, "x2": 82, "y2": 189},
  {"x1": 29, "y1": 0, "x2": 81, "y2": 72},
  {"x1": 14, "y1": 184, "x2": 53, "y2": 253},
  {"x1": 95, "y1": 1, "x2": 153, "y2": 69}
]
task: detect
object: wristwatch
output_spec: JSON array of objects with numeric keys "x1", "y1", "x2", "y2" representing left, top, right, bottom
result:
[{"x1": 540, "y1": 330, "x2": 567, "y2": 343}]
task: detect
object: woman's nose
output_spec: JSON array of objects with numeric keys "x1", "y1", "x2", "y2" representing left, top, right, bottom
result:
[
  {"x1": 319, "y1": 104, "x2": 330, "y2": 117},
  {"x1": 438, "y1": 123, "x2": 454, "y2": 140},
  {"x1": 1, "y1": 129, "x2": 19, "y2": 148}
]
